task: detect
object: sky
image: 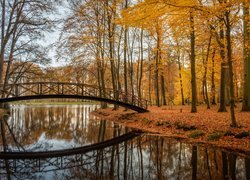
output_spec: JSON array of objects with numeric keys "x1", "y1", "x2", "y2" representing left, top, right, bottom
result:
[{"x1": 41, "y1": 2, "x2": 70, "y2": 67}]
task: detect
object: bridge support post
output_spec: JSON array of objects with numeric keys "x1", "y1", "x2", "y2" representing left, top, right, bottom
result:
[
  {"x1": 57, "y1": 83, "x2": 60, "y2": 94},
  {"x1": 39, "y1": 83, "x2": 43, "y2": 95},
  {"x1": 61, "y1": 84, "x2": 64, "y2": 95},
  {"x1": 14, "y1": 84, "x2": 18, "y2": 97}
]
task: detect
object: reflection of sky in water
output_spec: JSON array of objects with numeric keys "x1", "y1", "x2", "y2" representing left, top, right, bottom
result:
[{"x1": 26, "y1": 133, "x2": 76, "y2": 151}]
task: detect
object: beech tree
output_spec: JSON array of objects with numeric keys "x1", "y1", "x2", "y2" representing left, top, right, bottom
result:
[{"x1": 242, "y1": 1, "x2": 250, "y2": 111}]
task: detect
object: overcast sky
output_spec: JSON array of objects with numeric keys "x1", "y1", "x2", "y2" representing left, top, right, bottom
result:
[{"x1": 41, "y1": 2, "x2": 70, "y2": 67}]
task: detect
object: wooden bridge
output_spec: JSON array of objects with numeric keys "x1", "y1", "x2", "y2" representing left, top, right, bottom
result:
[{"x1": 0, "y1": 82, "x2": 149, "y2": 112}]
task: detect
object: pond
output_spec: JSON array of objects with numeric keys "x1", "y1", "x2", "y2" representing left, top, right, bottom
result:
[{"x1": 0, "y1": 104, "x2": 249, "y2": 179}]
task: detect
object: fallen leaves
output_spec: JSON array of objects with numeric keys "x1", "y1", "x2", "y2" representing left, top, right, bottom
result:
[{"x1": 92, "y1": 104, "x2": 250, "y2": 156}]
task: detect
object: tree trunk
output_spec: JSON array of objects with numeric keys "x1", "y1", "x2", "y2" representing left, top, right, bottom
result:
[
  {"x1": 225, "y1": 11, "x2": 237, "y2": 127},
  {"x1": 155, "y1": 29, "x2": 160, "y2": 107},
  {"x1": 218, "y1": 24, "x2": 227, "y2": 112},
  {"x1": 177, "y1": 47, "x2": 185, "y2": 105},
  {"x1": 203, "y1": 35, "x2": 212, "y2": 109},
  {"x1": 123, "y1": 0, "x2": 128, "y2": 106},
  {"x1": 138, "y1": 29, "x2": 144, "y2": 104},
  {"x1": 160, "y1": 75, "x2": 166, "y2": 105},
  {"x1": 0, "y1": 0, "x2": 6, "y2": 85},
  {"x1": 242, "y1": 2, "x2": 250, "y2": 111},
  {"x1": 106, "y1": 0, "x2": 118, "y2": 110},
  {"x1": 190, "y1": 10, "x2": 197, "y2": 113},
  {"x1": 211, "y1": 49, "x2": 216, "y2": 105},
  {"x1": 148, "y1": 48, "x2": 152, "y2": 104}
]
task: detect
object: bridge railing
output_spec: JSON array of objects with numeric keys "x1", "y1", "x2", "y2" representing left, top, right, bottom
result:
[{"x1": 0, "y1": 82, "x2": 148, "y2": 109}]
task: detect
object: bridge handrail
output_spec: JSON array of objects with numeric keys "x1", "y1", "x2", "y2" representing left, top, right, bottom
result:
[{"x1": 0, "y1": 82, "x2": 149, "y2": 110}]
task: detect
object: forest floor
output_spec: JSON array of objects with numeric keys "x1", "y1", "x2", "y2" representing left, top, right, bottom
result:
[{"x1": 92, "y1": 105, "x2": 250, "y2": 156}]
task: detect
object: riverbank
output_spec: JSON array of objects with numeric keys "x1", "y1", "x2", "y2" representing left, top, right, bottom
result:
[{"x1": 92, "y1": 105, "x2": 250, "y2": 156}]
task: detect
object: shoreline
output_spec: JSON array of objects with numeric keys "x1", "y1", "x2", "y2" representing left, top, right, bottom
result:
[{"x1": 92, "y1": 106, "x2": 250, "y2": 157}]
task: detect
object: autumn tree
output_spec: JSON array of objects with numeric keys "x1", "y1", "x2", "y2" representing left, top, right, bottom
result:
[{"x1": 242, "y1": 1, "x2": 250, "y2": 111}]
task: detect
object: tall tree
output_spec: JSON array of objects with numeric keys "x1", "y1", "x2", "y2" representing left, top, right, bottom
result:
[
  {"x1": 123, "y1": 0, "x2": 128, "y2": 105},
  {"x1": 242, "y1": 1, "x2": 250, "y2": 111},
  {"x1": 190, "y1": 10, "x2": 197, "y2": 113},
  {"x1": 224, "y1": 6, "x2": 237, "y2": 127}
]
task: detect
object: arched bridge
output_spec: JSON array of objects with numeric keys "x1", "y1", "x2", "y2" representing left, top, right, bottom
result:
[{"x1": 0, "y1": 82, "x2": 149, "y2": 113}]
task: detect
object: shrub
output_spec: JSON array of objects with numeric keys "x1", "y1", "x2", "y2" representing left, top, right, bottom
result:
[
  {"x1": 188, "y1": 130, "x2": 205, "y2": 138},
  {"x1": 235, "y1": 131, "x2": 249, "y2": 139},
  {"x1": 156, "y1": 121, "x2": 164, "y2": 126},
  {"x1": 208, "y1": 132, "x2": 223, "y2": 141},
  {"x1": 175, "y1": 122, "x2": 196, "y2": 131}
]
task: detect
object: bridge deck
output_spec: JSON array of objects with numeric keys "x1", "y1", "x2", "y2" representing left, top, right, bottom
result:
[{"x1": 0, "y1": 82, "x2": 149, "y2": 112}]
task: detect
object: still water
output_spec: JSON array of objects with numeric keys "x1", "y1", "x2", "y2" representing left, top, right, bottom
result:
[{"x1": 0, "y1": 104, "x2": 249, "y2": 180}]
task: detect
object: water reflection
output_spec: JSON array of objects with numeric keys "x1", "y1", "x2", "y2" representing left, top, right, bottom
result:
[{"x1": 0, "y1": 104, "x2": 249, "y2": 179}]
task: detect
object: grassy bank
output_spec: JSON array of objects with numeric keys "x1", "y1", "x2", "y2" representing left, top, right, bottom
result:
[{"x1": 92, "y1": 105, "x2": 250, "y2": 156}]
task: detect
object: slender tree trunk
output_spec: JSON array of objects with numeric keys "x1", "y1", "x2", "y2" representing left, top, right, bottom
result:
[
  {"x1": 218, "y1": 24, "x2": 227, "y2": 112},
  {"x1": 116, "y1": 27, "x2": 123, "y2": 94},
  {"x1": 148, "y1": 48, "x2": 152, "y2": 104},
  {"x1": 211, "y1": 48, "x2": 216, "y2": 105},
  {"x1": 138, "y1": 29, "x2": 144, "y2": 104},
  {"x1": 190, "y1": 10, "x2": 197, "y2": 113},
  {"x1": 96, "y1": 2, "x2": 107, "y2": 108},
  {"x1": 128, "y1": 31, "x2": 135, "y2": 103},
  {"x1": 156, "y1": 26, "x2": 166, "y2": 106},
  {"x1": 242, "y1": 2, "x2": 250, "y2": 111},
  {"x1": 0, "y1": 0, "x2": 6, "y2": 85},
  {"x1": 225, "y1": 11, "x2": 237, "y2": 127},
  {"x1": 177, "y1": 47, "x2": 185, "y2": 105},
  {"x1": 106, "y1": 0, "x2": 118, "y2": 110},
  {"x1": 160, "y1": 75, "x2": 166, "y2": 105},
  {"x1": 203, "y1": 35, "x2": 212, "y2": 109},
  {"x1": 155, "y1": 30, "x2": 160, "y2": 107},
  {"x1": 123, "y1": 0, "x2": 128, "y2": 106}
]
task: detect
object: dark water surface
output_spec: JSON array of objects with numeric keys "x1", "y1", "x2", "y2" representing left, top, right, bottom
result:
[{"x1": 0, "y1": 104, "x2": 249, "y2": 180}]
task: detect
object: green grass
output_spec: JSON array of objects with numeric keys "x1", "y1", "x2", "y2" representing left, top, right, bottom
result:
[
  {"x1": 174, "y1": 122, "x2": 196, "y2": 131},
  {"x1": 188, "y1": 130, "x2": 205, "y2": 138},
  {"x1": 207, "y1": 132, "x2": 223, "y2": 141},
  {"x1": 156, "y1": 121, "x2": 164, "y2": 126},
  {"x1": 235, "y1": 131, "x2": 249, "y2": 139}
]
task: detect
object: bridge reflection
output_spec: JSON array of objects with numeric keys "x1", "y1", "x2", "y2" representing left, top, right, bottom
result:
[{"x1": 0, "y1": 131, "x2": 140, "y2": 178}]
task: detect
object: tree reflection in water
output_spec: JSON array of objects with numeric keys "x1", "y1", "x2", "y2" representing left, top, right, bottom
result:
[{"x1": 0, "y1": 104, "x2": 249, "y2": 179}]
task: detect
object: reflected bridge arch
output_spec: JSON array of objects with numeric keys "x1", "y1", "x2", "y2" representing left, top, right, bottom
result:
[{"x1": 0, "y1": 131, "x2": 141, "y2": 175}]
